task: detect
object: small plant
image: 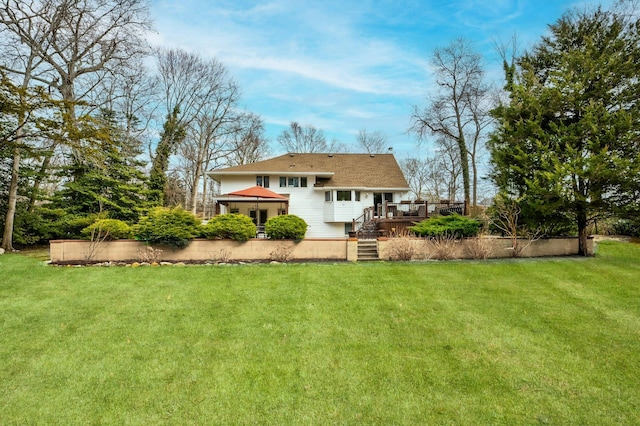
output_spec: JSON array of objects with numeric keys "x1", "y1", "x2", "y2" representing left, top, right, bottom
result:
[
  {"x1": 211, "y1": 248, "x2": 231, "y2": 263},
  {"x1": 137, "y1": 246, "x2": 163, "y2": 263},
  {"x1": 270, "y1": 244, "x2": 293, "y2": 262},
  {"x1": 490, "y1": 198, "x2": 542, "y2": 257},
  {"x1": 386, "y1": 230, "x2": 416, "y2": 261},
  {"x1": 203, "y1": 214, "x2": 256, "y2": 242},
  {"x1": 265, "y1": 215, "x2": 307, "y2": 240},
  {"x1": 466, "y1": 234, "x2": 495, "y2": 260},
  {"x1": 134, "y1": 207, "x2": 201, "y2": 248},
  {"x1": 424, "y1": 236, "x2": 459, "y2": 260},
  {"x1": 387, "y1": 236, "x2": 416, "y2": 261},
  {"x1": 82, "y1": 219, "x2": 132, "y2": 240},
  {"x1": 411, "y1": 214, "x2": 481, "y2": 239}
]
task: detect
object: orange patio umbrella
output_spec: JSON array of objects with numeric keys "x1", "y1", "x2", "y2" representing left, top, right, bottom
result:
[
  {"x1": 228, "y1": 186, "x2": 287, "y2": 199},
  {"x1": 227, "y1": 186, "x2": 287, "y2": 226}
]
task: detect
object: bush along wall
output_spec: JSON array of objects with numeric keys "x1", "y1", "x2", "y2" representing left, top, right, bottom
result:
[
  {"x1": 202, "y1": 213, "x2": 256, "y2": 242},
  {"x1": 82, "y1": 219, "x2": 133, "y2": 240},
  {"x1": 410, "y1": 214, "x2": 482, "y2": 238},
  {"x1": 133, "y1": 207, "x2": 201, "y2": 248},
  {"x1": 265, "y1": 215, "x2": 308, "y2": 240}
]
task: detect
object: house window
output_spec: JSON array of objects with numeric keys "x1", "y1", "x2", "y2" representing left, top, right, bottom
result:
[
  {"x1": 344, "y1": 222, "x2": 353, "y2": 235},
  {"x1": 280, "y1": 176, "x2": 307, "y2": 188},
  {"x1": 325, "y1": 191, "x2": 332, "y2": 201},
  {"x1": 337, "y1": 190, "x2": 352, "y2": 201},
  {"x1": 230, "y1": 208, "x2": 239, "y2": 214},
  {"x1": 384, "y1": 192, "x2": 393, "y2": 203},
  {"x1": 256, "y1": 176, "x2": 270, "y2": 188},
  {"x1": 355, "y1": 191, "x2": 361, "y2": 201}
]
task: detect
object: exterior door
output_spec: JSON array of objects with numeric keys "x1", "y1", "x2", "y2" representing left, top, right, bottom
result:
[
  {"x1": 373, "y1": 192, "x2": 393, "y2": 216},
  {"x1": 373, "y1": 193, "x2": 383, "y2": 216},
  {"x1": 250, "y1": 209, "x2": 268, "y2": 225}
]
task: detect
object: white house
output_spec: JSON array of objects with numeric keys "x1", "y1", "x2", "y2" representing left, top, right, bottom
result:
[{"x1": 207, "y1": 153, "x2": 411, "y2": 238}]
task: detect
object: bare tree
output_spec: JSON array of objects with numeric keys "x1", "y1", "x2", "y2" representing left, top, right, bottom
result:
[
  {"x1": 409, "y1": 38, "x2": 491, "y2": 211},
  {"x1": 401, "y1": 151, "x2": 460, "y2": 202},
  {"x1": 0, "y1": 0, "x2": 153, "y2": 249},
  {"x1": 150, "y1": 49, "x2": 241, "y2": 205},
  {"x1": 435, "y1": 136, "x2": 463, "y2": 202},
  {"x1": 355, "y1": 129, "x2": 389, "y2": 154},
  {"x1": 181, "y1": 82, "x2": 241, "y2": 215},
  {"x1": 491, "y1": 197, "x2": 543, "y2": 257},
  {"x1": 1, "y1": 0, "x2": 152, "y2": 117},
  {"x1": 227, "y1": 112, "x2": 271, "y2": 166},
  {"x1": 401, "y1": 157, "x2": 435, "y2": 201},
  {"x1": 98, "y1": 57, "x2": 158, "y2": 157},
  {"x1": 277, "y1": 122, "x2": 345, "y2": 153}
]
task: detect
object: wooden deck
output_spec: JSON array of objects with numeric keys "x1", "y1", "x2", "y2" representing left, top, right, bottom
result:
[{"x1": 353, "y1": 201, "x2": 466, "y2": 238}]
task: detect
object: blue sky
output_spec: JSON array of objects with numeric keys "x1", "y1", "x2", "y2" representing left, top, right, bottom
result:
[{"x1": 148, "y1": 0, "x2": 614, "y2": 158}]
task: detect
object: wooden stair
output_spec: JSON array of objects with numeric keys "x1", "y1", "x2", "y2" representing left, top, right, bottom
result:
[{"x1": 357, "y1": 239, "x2": 379, "y2": 261}]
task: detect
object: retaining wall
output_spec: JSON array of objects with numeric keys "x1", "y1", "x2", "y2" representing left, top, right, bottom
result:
[
  {"x1": 49, "y1": 236, "x2": 593, "y2": 264},
  {"x1": 50, "y1": 238, "x2": 349, "y2": 264},
  {"x1": 377, "y1": 236, "x2": 593, "y2": 260}
]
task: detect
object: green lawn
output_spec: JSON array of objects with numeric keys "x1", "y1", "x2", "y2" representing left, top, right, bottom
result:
[{"x1": 1, "y1": 242, "x2": 639, "y2": 425}]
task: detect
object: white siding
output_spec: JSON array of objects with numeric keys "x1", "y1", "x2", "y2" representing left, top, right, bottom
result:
[{"x1": 215, "y1": 174, "x2": 406, "y2": 238}]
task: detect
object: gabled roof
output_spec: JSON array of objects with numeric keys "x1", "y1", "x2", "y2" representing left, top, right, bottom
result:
[{"x1": 208, "y1": 153, "x2": 409, "y2": 189}]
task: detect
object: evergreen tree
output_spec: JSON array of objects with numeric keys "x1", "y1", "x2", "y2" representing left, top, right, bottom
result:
[
  {"x1": 51, "y1": 109, "x2": 151, "y2": 222},
  {"x1": 489, "y1": 3, "x2": 640, "y2": 255},
  {"x1": 148, "y1": 106, "x2": 186, "y2": 206}
]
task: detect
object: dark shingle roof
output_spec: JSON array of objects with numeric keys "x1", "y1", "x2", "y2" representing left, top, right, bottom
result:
[{"x1": 208, "y1": 153, "x2": 409, "y2": 189}]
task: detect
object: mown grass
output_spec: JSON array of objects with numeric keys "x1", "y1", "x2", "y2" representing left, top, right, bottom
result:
[{"x1": 1, "y1": 241, "x2": 639, "y2": 424}]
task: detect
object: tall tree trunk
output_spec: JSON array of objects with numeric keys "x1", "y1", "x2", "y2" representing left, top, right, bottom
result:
[
  {"x1": 190, "y1": 162, "x2": 202, "y2": 215},
  {"x1": 28, "y1": 146, "x2": 56, "y2": 211},
  {"x1": 577, "y1": 206, "x2": 589, "y2": 256},
  {"x1": 471, "y1": 149, "x2": 478, "y2": 208},
  {"x1": 200, "y1": 175, "x2": 208, "y2": 219},
  {"x1": 457, "y1": 137, "x2": 471, "y2": 214},
  {"x1": 2, "y1": 148, "x2": 21, "y2": 251}
]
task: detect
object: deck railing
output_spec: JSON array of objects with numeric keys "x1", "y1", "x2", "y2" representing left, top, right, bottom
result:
[
  {"x1": 379, "y1": 201, "x2": 466, "y2": 219},
  {"x1": 352, "y1": 201, "x2": 467, "y2": 237},
  {"x1": 351, "y1": 206, "x2": 375, "y2": 236}
]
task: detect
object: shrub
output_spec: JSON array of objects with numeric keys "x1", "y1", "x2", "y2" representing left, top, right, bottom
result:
[
  {"x1": 424, "y1": 236, "x2": 460, "y2": 260},
  {"x1": 612, "y1": 218, "x2": 640, "y2": 237},
  {"x1": 265, "y1": 215, "x2": 307, "y2": 240},
  {"x1": 411, "y1": 214, "x2": 481, "y2": 238},
  {"x1": 466, "y1": 234, "x2": 495, "y2": 260},
  {"x1": 82, "y1": 219, "x2": 132, "y2": 240},
  {"x1": 2, "y1": 205, "x2": 68, "y2": 246},
  {"x1": 134, "y1": 207, "x2": 201, "y2": 248},
  {"x1": 57, "y1": 213, "x2": 104, "y2": 240},
  {"x1": 203, "y1": 214, "x2": 256, "y2": 242},
  {"x1": 137, "y1": 246, "x2": 163, "y2": 263},
  {"x1": 270, "y1": 244, "x2": 293, "y2": 262},
  {"x1": 387, "y1": 236, "x2": 416, "y2": 261}
]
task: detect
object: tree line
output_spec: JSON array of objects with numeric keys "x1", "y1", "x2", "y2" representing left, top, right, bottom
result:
[
  {"x1": 0, "y1": 0, "x2": 274, "y2": 250},
  {"x1": 2, "y1": 0, "x2": 639, "y2": 255}
]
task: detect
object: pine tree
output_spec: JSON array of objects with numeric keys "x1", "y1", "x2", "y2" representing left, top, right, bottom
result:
[
  {"x1": 52, "y1": 109, "x2": 151, "y2": 223},
  {"x1": 489, "y1": 4, "x2": 640, "y2": 255}
]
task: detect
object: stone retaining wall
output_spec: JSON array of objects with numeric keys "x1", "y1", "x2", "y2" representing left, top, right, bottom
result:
[
  {"x1": 378, "y1": 236, "x2": 593, "y2": 260},
  {"x1": 50, "y1": 238, "x2": 349, "y2": 264},
  {"x1": 49, "y1": 236, "x2": 593, "y2": 264}
]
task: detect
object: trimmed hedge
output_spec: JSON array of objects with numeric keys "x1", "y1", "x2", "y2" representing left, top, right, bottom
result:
[
  {"x1": 265, "y1": 214, "x2": 307, "y2": 240},
  {"x1": 82, "y1": 219, "x2": 133, "y2": 240},
  {"x1": 134, "y1": 207, "x2": 201, "y2": 248},
  {"x1": 410, "y1": 214, "x2": 481, "y2": 238},
  {"x1": 203, "y1": 214, "x2": 256, "y2": 242}
]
